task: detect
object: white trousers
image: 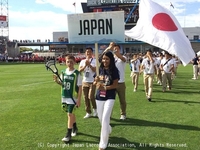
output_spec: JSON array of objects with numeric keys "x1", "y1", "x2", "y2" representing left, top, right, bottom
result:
[
  {"x1": 193, "y1": 65, "x2": 198, "y2": 79},
  {"x1": 96, "y1": 99, "x2": 115, "y2": 149}
]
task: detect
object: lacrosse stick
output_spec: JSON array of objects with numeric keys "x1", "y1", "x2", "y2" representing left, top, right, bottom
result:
[{"x1": 45, "y1": 59, "x2": 62, "y2": 82}]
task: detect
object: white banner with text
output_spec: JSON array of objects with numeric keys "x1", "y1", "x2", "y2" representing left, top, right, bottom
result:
[{"x1": 67, "y1": 11, "x2": 125, "y2": 43}]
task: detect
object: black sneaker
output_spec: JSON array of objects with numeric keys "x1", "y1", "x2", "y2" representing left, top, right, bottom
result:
[{"x1": 71, "y1": 127, "x2": 78, "y2": 137}]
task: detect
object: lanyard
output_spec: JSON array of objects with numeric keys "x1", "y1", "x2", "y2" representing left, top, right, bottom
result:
[
  {"x1": 90, "y1": 58, "x2": 93, "y2": 64},
  {"x1": 134, "y1": 60, "x2": 137, "y2": 65}
]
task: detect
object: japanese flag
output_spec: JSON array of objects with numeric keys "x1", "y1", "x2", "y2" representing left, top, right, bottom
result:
[{"x1": 125, "y1": 0, "x2": 195, "y2": 66}]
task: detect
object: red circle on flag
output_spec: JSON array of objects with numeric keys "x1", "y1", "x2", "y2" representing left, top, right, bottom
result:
[{"x1": 152, "y1": 13, "x2": 178, "y2": 31}]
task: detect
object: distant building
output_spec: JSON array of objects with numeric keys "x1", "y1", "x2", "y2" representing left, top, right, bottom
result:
[
  {"x1": 182, "y1": 27, "x2": 200, "y2": 53},
  {"x1": 53, "y1": 32, "x2": 68, "y2": 42},
  {"x1": 183, "y1": 27, "x2": 200, "y2": 40}
]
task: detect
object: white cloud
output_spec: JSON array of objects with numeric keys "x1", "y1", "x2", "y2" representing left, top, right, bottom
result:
[
  {"x1": 9, "y1": 10, "x2": 68, "y2": 41},
  {"x1": 182, "y1": 13, "x2": 200, "y2": 27},
  {"x1": 35, "y1": 0, "x2": 87, "y2": 13}
]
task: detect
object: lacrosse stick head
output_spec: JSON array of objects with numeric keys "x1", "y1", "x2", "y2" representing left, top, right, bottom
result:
[{"x1": 45, "y1": 59, "x2": 58, "y2": 74}]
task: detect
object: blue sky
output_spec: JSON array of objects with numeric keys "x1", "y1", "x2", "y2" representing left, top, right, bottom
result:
[
  {"x1": 7, "y1": 0, "x2": 200, "y2": 42},
  {"x1": 179, "y1": 1, "x2": 200, "y2": 14}
]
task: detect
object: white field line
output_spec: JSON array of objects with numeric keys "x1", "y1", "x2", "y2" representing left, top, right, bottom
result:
[{"x1": 22, "y1": 81, "x2": 53, "y2": 86}]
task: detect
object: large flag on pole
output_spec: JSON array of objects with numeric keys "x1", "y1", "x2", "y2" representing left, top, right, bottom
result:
[{"x1": 125, "y1": 0, "x2": 195, "y2": 66}]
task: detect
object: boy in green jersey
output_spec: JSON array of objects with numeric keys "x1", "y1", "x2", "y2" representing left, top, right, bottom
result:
[{"x1": 53, "y1": 55, "x2": 82, "y2": 143}]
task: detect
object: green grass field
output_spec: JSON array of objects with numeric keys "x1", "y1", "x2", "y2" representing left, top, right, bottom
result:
[{"x1": 0, "y1": 62, "x2": 200, "y2": 150}]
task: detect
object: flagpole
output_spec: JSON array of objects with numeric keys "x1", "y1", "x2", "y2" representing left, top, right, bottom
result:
[
  {"x1": 184, "y1": 16, "x2": 186, "y2": 27},
  {"x1": 95, "y1": 43, "x2": 99, "y2": 76},
  {"x1": 73, "y1": 2, "x2": 76, "y2": 14},
  {"x1": 75, "y1": 3, "x2": 76, "y2": 14}
]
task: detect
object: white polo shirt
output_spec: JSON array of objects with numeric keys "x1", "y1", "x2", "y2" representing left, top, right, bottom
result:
[
  {"x1": 155, "y1": 57, "x2": 162, "y2": 68},
  {"x1": 79, "y1": 58, "x2": 96, "y2": 82},
  {"x1": 115, "y1": 56, "x2": 127, "y2": 83},
  {"x1": 142, "y1": 58, "x2": 156, "y2": 74},
  {"x1": 160, "y1": 58, "x2": 174, "y2": 73},
  {"x1": 130, "y1": 59, "x2": 140, "y2": 73}
]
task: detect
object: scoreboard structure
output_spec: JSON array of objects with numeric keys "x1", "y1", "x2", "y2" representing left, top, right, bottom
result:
[{"x1": 81, "y1": 0, "x2": 139, "y2": 30}]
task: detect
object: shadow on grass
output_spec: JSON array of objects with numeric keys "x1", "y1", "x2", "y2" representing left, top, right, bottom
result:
[
  {"x1": 71, "y1": 132, "x2": 175, "y2": 150},
  {"x1": 172, "y1": 86, "x2": 200, "y2": 90},
  {"x1": 137, "y1": 88, "x2": 199, "y2": 95},
  {"x1": 170, "y1": 90, "x2": 200, "y2": 94},
  {"x1": 152, "y1": 97, "x2": 200, "y2": 104},
  {"x1": 153, "y1": 88, "x2": 200, "y2": 94},
  {"x1": 110, "y1": 118, "x2": 200, "y2": 131}
]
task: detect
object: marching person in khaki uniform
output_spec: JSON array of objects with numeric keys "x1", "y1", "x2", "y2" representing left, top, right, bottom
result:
[
  {"x1": 140, "y1": 49, "x2": 156, "y2": 101},
  {"x1": 160, "y1": 51, "x2": 174, "y2": 92},
  {"x1": 156, "y1": 53, "x2": 163, "y2": 85},
  {"x1": 191, "y1": 54, "x2": 199, "y2": 80},
  {"x1": 79, "y1": 47, "x2": 97, "y2": 118},
  {"x1": 130, "y1": 53, "x2": 141, "y2": 92},
  {"x1": 102, "y1": 42, "x2": 127, "y2": 120}
]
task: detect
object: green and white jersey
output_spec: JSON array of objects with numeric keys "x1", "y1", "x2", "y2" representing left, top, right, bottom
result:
[{"x1": 61, "y1": 69, "x2": 79, "y2": 99}]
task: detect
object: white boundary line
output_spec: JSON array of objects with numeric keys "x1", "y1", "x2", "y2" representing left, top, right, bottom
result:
[{"x1": 22, "y1": 81, "x2": 53, "y2": 86}]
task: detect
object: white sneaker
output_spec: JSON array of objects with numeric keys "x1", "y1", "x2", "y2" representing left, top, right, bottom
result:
[
  {"x1": 71, "y1": 127, "x2": 78, "y2": 137},
  {"x1": 83, "y1": 113, "x2": 91, "y2": 119},
  {"x1": 62, "y1": 136, "x2": 71, "y2": 142},
  {"x1": 93, "y1": 109, "x2": 97, "y2": 117},
  {"x1": 133, "y1": 89, "x2": 136, "y2": 92},
  {"x1": 120, "y1": 115, "x2": 126, "y2": 120}
]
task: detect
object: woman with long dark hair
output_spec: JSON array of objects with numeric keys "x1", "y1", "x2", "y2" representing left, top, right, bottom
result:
[{"x1": 94, "y1": 51, "x2": 119, "y2": 150}]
